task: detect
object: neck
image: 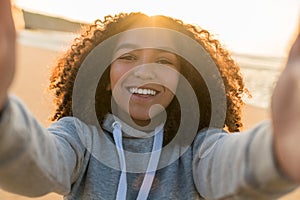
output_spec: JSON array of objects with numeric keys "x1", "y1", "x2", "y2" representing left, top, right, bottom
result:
[{"x1": 113, "y1": 108, "x2": 166, "y2": 132}]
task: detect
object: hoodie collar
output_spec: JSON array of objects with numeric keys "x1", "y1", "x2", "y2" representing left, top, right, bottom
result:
[{"x1": 102, "y1": 113, "x2": 159, "y2": 138}]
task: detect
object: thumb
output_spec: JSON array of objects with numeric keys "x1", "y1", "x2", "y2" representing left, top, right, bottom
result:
[{"x1": 271, "y1": 33, "x2": 300, "y2": 130}]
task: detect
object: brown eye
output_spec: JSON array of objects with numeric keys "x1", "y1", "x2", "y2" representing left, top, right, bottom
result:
[
  {"x1": 156, "y1": 59, "x2": 173, "y2": 65},
  {"x1": 118, "y1": 54, "x2": 137, "y2": 61}
]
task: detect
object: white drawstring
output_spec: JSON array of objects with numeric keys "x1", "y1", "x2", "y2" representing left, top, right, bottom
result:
[
  {"x1": 136, "y1": 124, "x2": 163, "y2": 200},
  {"x1": 112, "y1": 121, "x2": 127, "y2": 200},
  {"x1": 112, "y1": 121, "x2": 164, "y2": 200}
]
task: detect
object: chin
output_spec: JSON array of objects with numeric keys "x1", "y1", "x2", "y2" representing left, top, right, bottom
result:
[
  {"x1": 130, "y1": 113, "x2": 152, "y2": 122},
  {"x1": 131, "y1": 110, "x2": 166, "y2": 127}
]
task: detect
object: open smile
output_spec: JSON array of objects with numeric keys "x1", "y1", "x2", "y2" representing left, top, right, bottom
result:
[{"x1": 127, "y1": 87, "x2": 159, "y2": 96}]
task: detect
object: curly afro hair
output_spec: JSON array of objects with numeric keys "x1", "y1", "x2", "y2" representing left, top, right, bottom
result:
[{"x1": 49, "y1": 12, "x2": 248, "y2": 144}]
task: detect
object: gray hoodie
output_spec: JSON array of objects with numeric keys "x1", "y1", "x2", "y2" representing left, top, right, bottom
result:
[{"x1": 0, "y1": 96, "x2": 297, "y2": 199}]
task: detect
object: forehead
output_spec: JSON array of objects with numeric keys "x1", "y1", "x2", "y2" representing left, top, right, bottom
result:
[{"x1": 114, "y1": 28, "x2": 178, "y2": 53}]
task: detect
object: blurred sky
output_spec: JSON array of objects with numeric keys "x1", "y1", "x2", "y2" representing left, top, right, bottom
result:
[{"x1": 15, "y1": 0, "x2": 300, "y2": 57}]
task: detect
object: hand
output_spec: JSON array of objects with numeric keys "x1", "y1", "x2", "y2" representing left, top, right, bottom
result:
[
  {"x1": 0, "y1": 0, "x2": 16, "y2": 110},
  {"x1": 272, "y1": 32, "x2": 300, "y2": 182}
]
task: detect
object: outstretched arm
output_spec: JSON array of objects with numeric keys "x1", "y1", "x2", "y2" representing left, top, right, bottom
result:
[
  {"x1": 193, "y1": 32, "x2": 300, "y2": 200},
  {"x1": 0, "y1": 1, "x2": 84, "y2": 196},
  {"x1": 272, "y1": 32, "x2": 300, "y2": 181},
  {"x1": 0, "y1": 0, "x2": 16, "y2": 111}
]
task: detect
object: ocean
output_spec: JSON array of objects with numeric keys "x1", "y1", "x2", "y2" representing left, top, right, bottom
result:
[
  {"x1": 233, "y1": 54, "x2": 285, "y2": 109},
  {"x1": 17, "y1": 29, "x2": 286, "y2": 110}
]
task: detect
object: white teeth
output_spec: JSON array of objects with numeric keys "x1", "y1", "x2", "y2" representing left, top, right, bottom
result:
[{"x1": 129, "y1": 87, "x2": 157, "y2": 96}]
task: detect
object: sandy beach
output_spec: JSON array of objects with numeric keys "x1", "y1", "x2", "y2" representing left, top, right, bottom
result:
[{"x1": 0, "y1": 37, "x2": 300, "y2": 200}]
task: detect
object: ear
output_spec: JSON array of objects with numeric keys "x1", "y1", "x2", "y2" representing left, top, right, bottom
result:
[{"x1": 106, "y1": 83, "x2": 111, "y2": 91}]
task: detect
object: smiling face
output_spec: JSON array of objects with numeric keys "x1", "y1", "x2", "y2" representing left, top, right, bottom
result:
[{"x1": 109, "y1": 30, "x2": 181, "y2": 127}]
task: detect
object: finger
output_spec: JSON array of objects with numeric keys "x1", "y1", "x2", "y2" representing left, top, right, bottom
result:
[
  {"x1": 271, "y1": 32, "x2": 300, "y2": 125},
  {"x1": 274, "y1": 31, "x2": 300, "y2": 112},
  {"x1": 0, "y1": 0, "x2": 15, "y2": 31},
  {"x1": 0, "y1": 0, "x2": 16, "y2": 106},
  {"x1": 287, "y1": 34, "x2": 300, "y2": 63}
]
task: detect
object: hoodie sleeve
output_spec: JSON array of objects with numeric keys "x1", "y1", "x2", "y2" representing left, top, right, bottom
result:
[
  {"x1": 0, "y1": 95, "x2": 87, "y2": 197},
  {"x1": 193, "y1": 121, "x2": 297, "y2": 200}
]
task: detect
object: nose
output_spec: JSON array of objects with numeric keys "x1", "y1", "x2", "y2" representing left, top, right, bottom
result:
[
  {"x1": 134, "y1": 64, "x2": 156, "y2": 80},
  {"x1": 133, "y1": 51, "x2": 157, "y2": 80}
]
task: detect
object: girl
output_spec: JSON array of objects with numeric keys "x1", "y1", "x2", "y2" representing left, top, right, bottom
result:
[{"x1": 1, "y1": 0, "x2": 299, "y2": 199}]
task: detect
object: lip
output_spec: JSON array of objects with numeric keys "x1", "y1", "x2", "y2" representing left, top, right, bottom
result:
[{"x1": 129, "y1": 92, "x2": 159, "y2": 103}]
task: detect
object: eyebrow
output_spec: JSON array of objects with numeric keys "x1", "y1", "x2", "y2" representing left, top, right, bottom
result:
[
  {"x1": 114, "y1": 43, "x2": 176, "y2": 54},
  {"x1": 114, "y1": 43, "x2": 139, "y2": 52}
]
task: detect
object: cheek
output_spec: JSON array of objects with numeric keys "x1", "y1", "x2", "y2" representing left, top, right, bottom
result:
[
  {"x1": 160, "y1": 72, "x2": 180, "y2": 94},
  {"x1": 110, "y1": 64, "x2": 127, "y2": 89}
]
